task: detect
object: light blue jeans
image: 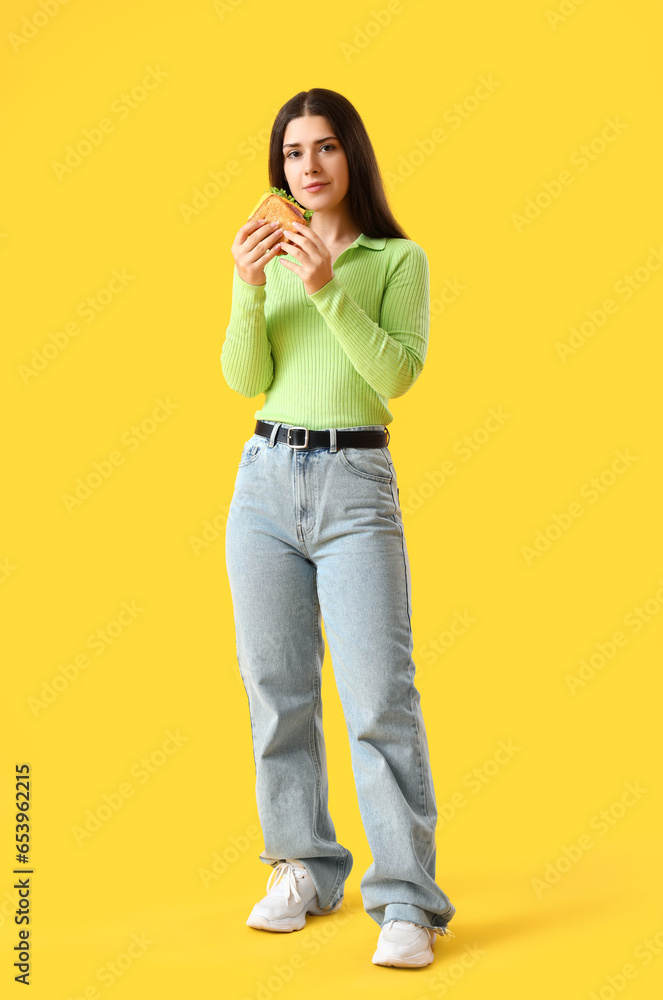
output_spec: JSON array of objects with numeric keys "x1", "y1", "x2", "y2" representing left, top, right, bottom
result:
[{"x1": 225, "y1": 421, "x2": 456, "y2": 933}]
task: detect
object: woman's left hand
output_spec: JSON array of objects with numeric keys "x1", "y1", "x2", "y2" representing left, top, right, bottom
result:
[{"x1": 277, "y1": 222, "x2": 334, "y2": 296}]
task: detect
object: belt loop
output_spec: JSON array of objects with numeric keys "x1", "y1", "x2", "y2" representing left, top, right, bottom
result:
[
  {"x1": 329, "y1": 427, "x2": 338, "y2": 453},
  {"x1": 385, "y1": 426, "x2": 390, "y2": 446},
  {"x1": 269, "y1": 422, "x2": 282, "y2": 447}
]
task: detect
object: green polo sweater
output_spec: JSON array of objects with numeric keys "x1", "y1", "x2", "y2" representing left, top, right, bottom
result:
[{"x1": 221, "y1": 234, "x2": 430, "y2": 430}]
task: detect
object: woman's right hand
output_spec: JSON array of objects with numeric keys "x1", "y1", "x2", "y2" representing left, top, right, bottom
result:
[{"x1": 232, "y1": 219, "x2": 283, "y2": 286}]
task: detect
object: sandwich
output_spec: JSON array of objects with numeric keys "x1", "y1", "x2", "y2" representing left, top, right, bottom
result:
[{"x1": 247, "y1": 187, "x2": 314, "y2": 255}]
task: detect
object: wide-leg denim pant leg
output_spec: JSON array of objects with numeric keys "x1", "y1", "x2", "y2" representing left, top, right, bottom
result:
[
  {"x1": 224, "y1": 422, "x2": 456, "y2": 933},
  {"x1": 224, "y1": 428, "x2": 351, "y2": 913}
]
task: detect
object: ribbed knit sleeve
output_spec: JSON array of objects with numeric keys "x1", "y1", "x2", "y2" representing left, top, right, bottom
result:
[
  {"x1": 306, "y1": 241, "x2": 429, "y2": 399},
  {"x1": 220, "y1": 266, "x2": 274, "y2": 397}
]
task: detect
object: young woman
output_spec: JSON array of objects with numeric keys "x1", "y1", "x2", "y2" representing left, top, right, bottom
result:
[{"x1": 222, "y1": 88, "x2": 456, "y2": 969}]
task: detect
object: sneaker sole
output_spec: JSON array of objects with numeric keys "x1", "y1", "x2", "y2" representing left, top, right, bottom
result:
[
  {"x1": 372, "y1": 944, "x2": 434, "y2": 968},
  {"x1": 246, "y1": 896, "x2": 343, "y2": 933}
]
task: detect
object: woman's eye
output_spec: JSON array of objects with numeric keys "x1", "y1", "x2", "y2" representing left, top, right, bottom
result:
[{"x1": 286, "y1": 145, "x2": 336, "y2": 158}]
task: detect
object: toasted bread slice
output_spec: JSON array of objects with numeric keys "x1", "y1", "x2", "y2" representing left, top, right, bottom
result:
[{"x1": 247, "y1": 193, "x2": 312, "y2": 255}]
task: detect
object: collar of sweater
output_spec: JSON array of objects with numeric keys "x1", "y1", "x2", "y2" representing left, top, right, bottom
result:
[{"x1": 355, "y1": 234, "x2": 386, "y2": 250}]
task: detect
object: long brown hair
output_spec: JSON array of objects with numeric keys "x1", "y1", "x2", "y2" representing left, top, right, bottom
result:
[{"x1": 268, "y1": 89, "x2": 409, "y2": 241}]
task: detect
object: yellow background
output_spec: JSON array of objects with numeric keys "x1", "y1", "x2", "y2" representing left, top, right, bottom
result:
[{"x1": 2, "y1": 0, "x2": 662, "y2": 997}]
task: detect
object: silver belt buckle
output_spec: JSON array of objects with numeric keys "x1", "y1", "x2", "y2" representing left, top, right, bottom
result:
[{"x1": 286, "y1": 426, "x2": 309, "y2": 449}]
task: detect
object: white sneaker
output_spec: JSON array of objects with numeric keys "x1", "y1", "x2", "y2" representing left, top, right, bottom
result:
[
  {"x1": 246, "y1": 860, "x2": 343, "y2": 933},
  {"x1": 372, "y1": 919, "x2": 451, "y2": 968}
]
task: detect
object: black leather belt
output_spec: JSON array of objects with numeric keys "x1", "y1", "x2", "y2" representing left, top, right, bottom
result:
[{"x1": 254, "y1": 420, "x2": 390, "y2": 450}]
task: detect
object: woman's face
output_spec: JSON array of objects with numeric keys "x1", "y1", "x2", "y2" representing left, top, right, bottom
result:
[{"x1": 282, "y1": 115, "x2": 350, "y2": 212}]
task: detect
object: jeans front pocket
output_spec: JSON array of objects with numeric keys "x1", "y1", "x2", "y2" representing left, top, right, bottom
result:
[
  {"x1": 339, "y1": 446, "x2": 393, "y2": 483},
  {"x1": 238, "y1": 434, "x2": 267, "y2": 467}
]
